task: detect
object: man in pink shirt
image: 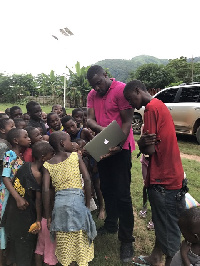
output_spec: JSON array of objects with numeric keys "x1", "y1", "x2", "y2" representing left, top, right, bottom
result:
[{"x1": 87, "y1": 65, "x2": 135, "y2": 263}]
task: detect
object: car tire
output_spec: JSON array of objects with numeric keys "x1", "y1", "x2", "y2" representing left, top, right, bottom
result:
[
  {"x1": 196, "y1": 126, "x2": 200, "y2": 144},
  {"x1": 132, "y1": 114, "x2": 143, "y2": 135}
]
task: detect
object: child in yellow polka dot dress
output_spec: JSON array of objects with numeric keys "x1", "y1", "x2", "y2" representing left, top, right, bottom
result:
[{"x1": 43, "y1": 131, "x2": 97, "y2": 266}]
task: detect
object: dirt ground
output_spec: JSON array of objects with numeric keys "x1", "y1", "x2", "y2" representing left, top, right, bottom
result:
[{"x1": 180, "y1": 152, "x2": 200, "y2": 162}]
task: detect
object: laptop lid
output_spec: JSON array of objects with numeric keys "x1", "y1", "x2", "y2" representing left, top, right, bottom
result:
[{"x1": 84, "y1": 120, "x2": 126, "y2": 162}]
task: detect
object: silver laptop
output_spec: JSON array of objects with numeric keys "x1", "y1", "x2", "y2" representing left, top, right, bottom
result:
[{"x1": 84, "y1": 120, "x2": 126, "y2": 162}]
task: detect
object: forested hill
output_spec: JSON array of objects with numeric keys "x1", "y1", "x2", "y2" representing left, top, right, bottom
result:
[{"x1": 95, "y1": 55, "x2": 200, "y2": 82}]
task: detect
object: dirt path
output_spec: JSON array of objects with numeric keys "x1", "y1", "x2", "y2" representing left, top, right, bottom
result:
[{"x1": 180, "y1": 152, "x2": 200, "y2": 162}]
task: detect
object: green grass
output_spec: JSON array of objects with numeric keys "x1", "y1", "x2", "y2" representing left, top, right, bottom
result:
[
  {"x1": 90, "y1": 145, "x2": 200, "y2": 265},
  {"x1": 0, "y1": 103, "x2": 73, "y2": 115}
]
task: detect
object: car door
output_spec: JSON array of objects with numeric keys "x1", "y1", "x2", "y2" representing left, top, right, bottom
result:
[
  {"x1": 154, "y1": 87, "x2": 180, "y2": 121},
  {"x1": 171, "y1": 86, "x2": 200, "y2": 134}
]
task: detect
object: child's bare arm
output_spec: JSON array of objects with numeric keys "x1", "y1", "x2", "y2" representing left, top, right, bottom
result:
[
  {"x1": 180, "y1": 240, "x2": 191, "y2": 266},
  {"x1": 29, "y1": 191, "x2": 42, "y2": 234},
  {"x1": 36, "y1": 191, "x2": 42, "y2": 222},
  {"x1": 3, "y1": 177, "x2": 29, "y2": 210},
  {"x1": 79, "y1": 154, "x2": 91, "y2": 208},
  {"x1": 42, "y1": 167, "x2": 51, "y2": 228}
]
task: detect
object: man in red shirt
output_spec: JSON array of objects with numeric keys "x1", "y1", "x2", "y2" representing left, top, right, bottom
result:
[
  {"x1": 124, "y1": 80, "x2": 186, "y2": 266},
  {"x1": 87, "y1": 65, "x2": 135, "y2": 262}
]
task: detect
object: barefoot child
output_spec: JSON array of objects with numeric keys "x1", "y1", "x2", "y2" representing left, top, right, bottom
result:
[
  {"x1": 1, "y1": 128, "x2": 31, "y2": 264},
  {"x1": 171, "y1": 207, "x2": 200, "y2": 266},
  {"x1": 0, "y1": 118, "x2": 14, "y2": 265},
  {"x1": 1, "y1": 141, "x2": 54, "y2": 266},
  {"x1": 43, "y1": 131, "x2": 97, "y2": 266}
]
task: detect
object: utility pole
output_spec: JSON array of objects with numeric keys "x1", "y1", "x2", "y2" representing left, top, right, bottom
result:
[{"x1": 52, "y1": 27, "x2": 74, "y2": 108}]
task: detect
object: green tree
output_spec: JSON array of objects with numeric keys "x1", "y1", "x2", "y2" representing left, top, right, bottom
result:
[
  {"x1": 133, "y1": 63, "x2": 174, "y2": 89},
  {"x1": 66, "y1": 62, "x2": 91, "y2": 107},
  {"x1": 0, "y1": 73, "x2": 36, "y2": 103},
  {"x1": 166, "y1": 56, "x2": 191, "y2": 84}
]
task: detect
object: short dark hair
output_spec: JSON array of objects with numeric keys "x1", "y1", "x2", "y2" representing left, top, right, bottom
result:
[
  {"x1": 72, "y1": 108, "x2": 83, "y2": 117},
  {"x1": 0, "y1": 118, "x2": 11, "y2": 129},
  {"x1": 47, "y1": 112, "x2": 58, "y2": 125},
  {"x1": 49, "y1": 131, "x2": 67, "y2": 151},
  {"x1": 178, "y1": 206, "x2": 200, "y2": 232},
  {"x1": 0, "y1": 113, "x2": 9, "y2": 119},
  {"x1": 10, "y1": 106, "x2": 22, "y2": 118},
  {"x1": 7, "y1": 128, "x2": 23, "y2": 145},
  {"x1": 61, "y1": 115, "x2": 75, "y2": 126},
  {"x1": 52, "y1": 104, "x2": 62, "y2": 110},
  {"x1": 25, "y1": 126, "x2": 38, "y2": 139},
  {"x1": 26, "y1": 101, "x2": 40, "y2": 113},
  {"x1": 13, "y1": 118, "x2": 25, "y2": 128},
  {"x1": 87, "y1": 65, "x2": 105, "y2": 81},
  {"x1": 62, "y1": 107, "x2": 66, "y2": 116},
  {"x1": 32, "y1": 141, "x2": 54, "y2": 160},
  {"x1": 124, "y1": 80, "x2": 147, "y2": 97}
]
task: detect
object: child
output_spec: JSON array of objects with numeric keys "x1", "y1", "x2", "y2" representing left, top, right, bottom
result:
[
  {"x1": 4, "y1": 108, "x2": 10, "y2": 117},
  {"x1": 46, "y1": 112, "x2": 65, "y2": 136},
  {"x1": 26, "y1": 101, "x2": 47, "y2": 135},
  {"x1": 35, "y1": 186, "x2": 58, "y2": 266},
  {"x1": 171, "y1": 207, "x2": 200, "y2": 266},
  {"x1": 124, "y1": 80, "x2": 185, "y2": 266},
  {"x1": 61, "y1": 115, "x2": 93, "y2": 142},
  {"x1": 0, "y1": 118, "x2": 14, "y2": 265},
  {"x1": 0, "y1": 128, "x2": 31, "y2": 261},
  {"x1": 81, "y1": 107, "x2": 88, "y2": 128},
  {"x1": 72, "y1": 108, "x2": 84, "y2": 128},
  {"x1": 23, "y1": 126, "x2": 43, "y2": 162},
  {"x1": 9, "y1": 106, "x2": 23, "y2": 120},
  {"x1": 138, "y1": 124, "x2": 154, "y2": 230},
  {"x1": 43, "y1": 131, "x2": 97, "y2": 266},
  {"x1": 52, "y1": 104, "x2": 63, "y2": 119},
  {"x1": 0, "y1": 113, "x2": 9, "y2": 119},
  {"x1": 62, "y1": 106, "x2": 66, "y2": 117},
  {"x1": 23, "y1": 113, "x2": 30, "y2": 126},
  {"x1": 65, "y1": 116, "x2": 104, "y2": 219},
  {"x1": 1, "y1": 141, "x2": 54, "y2": 266},
  {"x1": 41, "y1": 112, "x2": 49, "y2": 129},
  {"x1": 41, "y1": 111, "x2": 47, "y2": 124},
  {"x1": 0, "y1": 118, "x2": 15, "y2": 141},
  {"x1": 13, "y1": 118, "x2": 26, "y2": 129}
]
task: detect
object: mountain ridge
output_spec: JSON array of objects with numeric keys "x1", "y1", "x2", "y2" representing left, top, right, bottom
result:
[{"x1": 95, "y1": 55, "x2": 200, "y2": 82}]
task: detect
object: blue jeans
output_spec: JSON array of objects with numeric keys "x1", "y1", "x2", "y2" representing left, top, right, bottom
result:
[
  {"x1": 148, "y1": 185, "x2": 186, "y2": 257},
  {"x1": 97, "y1": 149, "x2": 134, "y2": 243}
]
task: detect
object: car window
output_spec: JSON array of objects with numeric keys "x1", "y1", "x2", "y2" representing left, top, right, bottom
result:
[
  {"x1": 179, "y1": 86, "x2": 200, "y2": 102},
  {"x1": 154, "y1": 88, "x2": 179, "y2": 103}
]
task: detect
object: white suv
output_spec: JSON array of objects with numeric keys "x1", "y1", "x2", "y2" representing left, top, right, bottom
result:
[{"x1": 132, "y1": 83, "x2": 200, "y2": 144}]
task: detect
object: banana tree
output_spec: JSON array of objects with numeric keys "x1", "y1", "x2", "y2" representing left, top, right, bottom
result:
[{"x1": 66, "y1": 61, "x2": 91, "y2": 107}]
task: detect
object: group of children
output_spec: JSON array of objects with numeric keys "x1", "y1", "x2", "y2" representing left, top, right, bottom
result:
[
  {"x1": 1, "y1": 100, "x2": 200, "y2": 266},
  {"x1": 0, "y1": 101, "x2": 105, "y2": 266}
]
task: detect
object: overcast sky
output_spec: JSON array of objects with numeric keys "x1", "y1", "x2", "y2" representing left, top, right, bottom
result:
[{"x1": 0, "y1": 0, "x2": 200, "y2": 76}]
